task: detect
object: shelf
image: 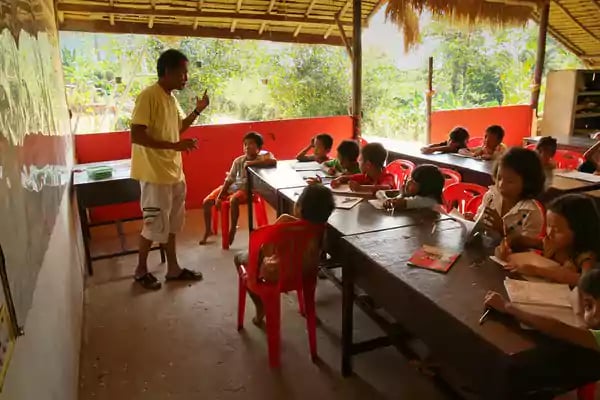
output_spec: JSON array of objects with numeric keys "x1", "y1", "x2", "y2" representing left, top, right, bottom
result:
[
  {"x1": 575, "y1": 112, "x2": 600, "y2": 119},
  {"x1": 578, "y1": 91, "x2": 600, "y2": 96}
]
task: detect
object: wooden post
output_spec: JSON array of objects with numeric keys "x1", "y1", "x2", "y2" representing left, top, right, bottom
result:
[
  {"x1": 426, "y1": 56, "x2": 433, "y2": 144},
  {"x1": 531, "y1": 2, "x2": 550, "y2": 115},
  {"x1": 351, "y1": 0, "x2": 361, "y2": 140}
]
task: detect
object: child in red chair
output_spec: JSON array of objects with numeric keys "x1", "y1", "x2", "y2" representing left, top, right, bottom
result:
[
  {"x1": 234, "y1": 184, "x2": 335, "y2": 326},
  {"x1": 330, "y1": 142, "x2": 396, "y2": 194},
  {"x1": 535, "y1": 136, "x2": 558, "y2": 190},
  {"x1": 420, "y1": 126, "x2": 470, "y2": 154},
  {"x1": 460, "y1": 125, "x2": 507, "y2": 160},
  {"x1": 296, "y1": 133, "x2": 333, "y2": 163},
  {"x1": 200, "y1": 132, "x2": 276, "y2": 245}
]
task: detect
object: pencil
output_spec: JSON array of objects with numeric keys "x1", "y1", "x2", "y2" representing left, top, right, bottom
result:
[
  {"x1": 431, "y1": 224, "x2": 436, "y2": 234},
  {"x1": 479, "y1": 309, "x2": 491, "y2": 325}
]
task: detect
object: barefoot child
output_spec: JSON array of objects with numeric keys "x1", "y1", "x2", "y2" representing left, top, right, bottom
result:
[
  {"x1": 233, "y1": 184, "x2": 335, "y2": 325},
  {"x1": 296, "y1": 133, "x2": 333, "y2": 163},
  {"x1": 201, "y1": 132, "x2": 276, "y2": 245}
]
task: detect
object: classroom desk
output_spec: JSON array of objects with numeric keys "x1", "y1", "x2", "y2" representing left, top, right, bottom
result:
[
  {"x1": 73, "y1": 159, "x2": 164, "y2": 275},
  {"x1": 341, "y1": 220, "x2": 600, "y2": 399},
  {"x1": 541, "y1": 173, "x2": 600, "y2": 203},
  {"x1": 524, "y1": 136, "x2": 595, "y2": 153}
]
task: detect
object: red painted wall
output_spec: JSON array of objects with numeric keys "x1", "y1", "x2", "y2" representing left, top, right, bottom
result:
[
  {"x1": 431, "y1": 105, "x2": 534, "y2": 147},
  {"x1": 75, "y1": 116, "x2": 353, "y2": 222}
]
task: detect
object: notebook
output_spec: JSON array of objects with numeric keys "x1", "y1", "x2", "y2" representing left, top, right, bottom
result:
[
  {"x1": 489, "y1": 252, "x2": 560, "y2": 282},
  {"x1": 555, "y1": 170, "x2": 600, "y2": 183},
  {"x1": 407, "y1": 245, "x2": 460, "y2": 273},
  {"x1": 293, "y1": 161, "x2": 322, "y2": 171},
  {"x1": 327, "y1": 184, "x2": 373, "y2": 197},
  {"x1": 334, "y1": 196, "x2": 362, "y2": 210},
  {"x1": 503, "y1": 278, "x2": 584, "y2": 328}
]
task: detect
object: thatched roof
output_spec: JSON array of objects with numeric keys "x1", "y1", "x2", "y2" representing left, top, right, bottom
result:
[
  {"x1": 384, "y1": 0, "x2": 600, "y2": 67},
  {"x1": 55, "y1": 0, "x2": 383, "y2": 46}
]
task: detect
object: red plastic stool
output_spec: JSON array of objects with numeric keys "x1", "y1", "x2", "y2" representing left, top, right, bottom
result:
[{"x1": 212, "y1": 194, "x2": 269, "y2": 249}]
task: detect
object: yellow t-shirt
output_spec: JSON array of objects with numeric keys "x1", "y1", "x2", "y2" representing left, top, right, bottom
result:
[{"x1": 130, "y1": 83, "x2": 186, "y2": 184}]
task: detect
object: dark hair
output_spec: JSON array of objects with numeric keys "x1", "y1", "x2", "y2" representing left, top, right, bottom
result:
[
  {"x1": 361, "y1": 142, "x2": 387, "y2": 169},
  {"x1": 548, "y1": 194, "x2": 600, "y2": 258},
  {"x1": 243, "y1": 131, "x2": 264, "y2": 148},
  {"x1": 297, "y1": 184, "x2": 335, "y2": 224},
  {"x1": 157, "y1": 49, "x2": 188, "y2": 78},
  {"x1": 315, "y1": 134, "x2": 334, "y2": 151},
  {"x1": 536, "y1": 136, "x2": 558, "y2": 157},
  {"x1": 580, "y1": 268, "x2": 600, "y2": 299},
  {"x1": 337, "y1": 140, "x2": 360, "y2": 162},
  {"x1": 486, "y1": 125, "x2": 505, "y2": 142},
  {"x1": 496, "y1": 147, "x2": 545, "y2": 199},
  {"x1": 411, "y1": 164, "x2": 444, "y2": 204},
  {"x1": 449, "y1": 126, "x2": 469, "y2": 146}
]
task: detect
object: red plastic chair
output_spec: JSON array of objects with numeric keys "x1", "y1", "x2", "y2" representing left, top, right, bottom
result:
[
  {"x1": 464, "y1": 195, "x2": 483, "y2": 216},
  {"x1": 439, "y1": 168, "x2": 462, "y2": 189},
  {"x1": 442, "y1": 183, "x2": 487, "y2": 214},
  {"x1": 385, "y1": 161, "x2": 408, "y2": 189},
  {"x1": 358, "y1": 137, "x2": 368, "y2": 147},
  {"x1": 578, "y1": 383, "x2": 595, "y2": 400},
  {"x1": 212, "y1": 195, "x2": 269, "y2": 250},
  {"x1": 554, "y1": 150, "x2": 584, "y2": 170},
  {"x1": 467, "y1": 137, "x2": 484, "y2": 148},
  {"x1": 236, "y1": 220, "x2": 325, "y2": 367}
]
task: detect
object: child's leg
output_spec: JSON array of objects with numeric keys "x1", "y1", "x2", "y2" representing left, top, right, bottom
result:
[
  {"x1": 200, "y1": 186, "x2": 223, "y2": 244},
  {"x1": 228, "y1": 190, "x2": 248, "y2": 246},
  {"x1": 234, "y1": 251, "x2": 265, "y2": 325}
]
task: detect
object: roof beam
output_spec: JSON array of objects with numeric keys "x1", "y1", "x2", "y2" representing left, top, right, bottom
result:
[
  {"x1": 305, "y1": 0, "x2": 317, "y2": 16},
  {"x1": 258, "y1": 21, "x2": 267, "y2": 34},
  {"x1": 59, "y1": 18, "x2": 346, "y2": 46},
  {"x1": 56, "y1": 4, "x2": 354, "y2": 28},
  {"x1": 230, "y1": 19, "x2": 237, "y2": 32},
  {"x1": 551, "y1": 0, "x2": 600, "y2": 42},
  {"x1": 335, "y1": 14, "x2": 352, "y2": 59},
  {"x1": 293, "y1": 24, "x2": 302, "y2": 37},
  {"x1": 236, "y1": 0, "x2": 244, "y2": 13},
  {"x1": 324, "y1": 0, "x2": 351, "y2": 39},
  {"x1": 267, "y1": 0, "x2": 276, "y2": 14}
]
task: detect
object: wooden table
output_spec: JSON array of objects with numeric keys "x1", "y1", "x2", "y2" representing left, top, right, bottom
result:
[
  {"x1": 341, "y1": 220, "x2": 600, "y2": 399},
  {"x1": 524, "y1": 136, "x2": 595, "y2": 153},
  {"x1": 541, "y1": 172, "x2": 600, "y2": 202},
  {"x1": 73, "y1": 159, "x2": 164, "y2": 275}
]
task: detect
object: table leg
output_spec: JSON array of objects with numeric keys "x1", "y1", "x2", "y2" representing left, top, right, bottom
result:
[
  {"x1": 247, "y1": 168, "x2": 254, "y2": 232},
  {"x1": 77, "y1": 195, "x2": 93, "y2": 276},
  {"x1": 342, "y1": 258, "x2": 355, "y2": 376}
]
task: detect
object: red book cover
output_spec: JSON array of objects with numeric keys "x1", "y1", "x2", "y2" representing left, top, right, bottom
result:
[{"x1": 407, "y1": 245, "x2": 460, "y2": 273}]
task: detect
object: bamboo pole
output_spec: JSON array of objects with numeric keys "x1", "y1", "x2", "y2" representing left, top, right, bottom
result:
[
  {"x1": 531, "y1": 2, "x2": 549, "y2": 115},
  {"x1": 426, "y1": 56, "x2": 433, "y2": 144},
  {"x1": 351, "y1": 0, "x2": 362, "y2": 140}
]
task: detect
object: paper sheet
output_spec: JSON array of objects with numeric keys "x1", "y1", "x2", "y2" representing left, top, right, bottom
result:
[
  {"x1": 555, "y1": 170, "x2": 600, "y2": 183},
  {"x1": 292, "y1": 161, "x2": 322, "y2": 171},
  {"x1": 327, "y1": 184, "x2": 372, "y2": 197},
  {"x1": 334, "y1": 196, "x2": 362, "y2": 210},
  {"x1": 446, "y1": 209, "x2": 480, "y2": 241},
  {"x1": 368, "y1": 199, "x2": 385, "y2": 210},
  {"x1": 504, "y1": 278, "x2": 572, "y2": 308}
]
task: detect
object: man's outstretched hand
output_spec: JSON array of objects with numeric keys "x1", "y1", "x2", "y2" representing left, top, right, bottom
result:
[
  {"x1": 196, "y1": 90, "x2": 210, "y2": 113},
  {"x1": 172, "y1": 138, "x2": 198, "y2": 152}
]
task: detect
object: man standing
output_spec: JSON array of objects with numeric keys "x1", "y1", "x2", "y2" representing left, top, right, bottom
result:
[{"x1": 130, "y1": 49, "x2": 208, "y2": 290}]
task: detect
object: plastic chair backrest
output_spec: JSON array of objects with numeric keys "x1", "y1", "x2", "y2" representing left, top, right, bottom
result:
[
  {"x1": 385, "y1": 160, "x2": 409, "y2": 188},
  {"x1": 443, "y1": 183, "x2": 488, "y2": 214},
  {"x1": 439, "y1": 168, "x2": 462, "y2": 189},
  {"x1": 525, "y1": 144, "x2": 536, "y2": 150},
  {"x1": 467, "y1": 137, "x2": 485, "y2": 148},
  {"x1": 247, "y1": 220, "x2": 325, "y2": 293},
  {"x1": 358, "y1": 137, "x2": 368, "y2": 147},
  {"x1": 554, "y1": 150, "x2": 584, "y2": 170},
  {"x1": 464, "y1": 195, "x2": 483, "y2": 215}
]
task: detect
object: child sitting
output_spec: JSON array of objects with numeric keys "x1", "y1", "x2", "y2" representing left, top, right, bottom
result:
[
  {"x1": 200, "y1": 131, "x2": 276, "y2": 245},
  {"x1": 475, "y1": 147, "x2": 546, "y2": 240},
  {"x1": 421, "y1": 127, "x2": 470, "y2": 154},
  {"x1": 496, "y1": 194, "x2": 600, "y2": 286},
  {"x1": 484, "y1": 268, "x2": 600, "y2": 356},
  {"x1": 233, "y1": 184, "x2": 335, "y2": 325},
  {"x1": 461, "y1": 125, "x2": 507, "y2": 160},
  {"x1": 535, "y1": 136, "x2": 558, "y2": 189},
  {"x1": 579, "y1": 140, "x2": 600, "y2": 174},
  {"x1": 331, "y1": 142, "x2": 397, "y2": 194},
  {"x1": 296, "y1": 133, "x2": 333, "y2": 163},
  {"x1": 383, "y1": 164, "x2": 444, "y2": 210},
  {"x1": 323, "y1": 139, "x2": 361, "y2": 175}
]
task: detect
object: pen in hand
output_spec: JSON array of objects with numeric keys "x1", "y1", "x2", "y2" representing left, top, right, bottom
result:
[{"x1": 479, "y1": 308, "x2": 491, "y2": 325}]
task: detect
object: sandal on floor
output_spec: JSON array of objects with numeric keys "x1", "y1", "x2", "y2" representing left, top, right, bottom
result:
[
  {"x1": 135, "y1": 273, "x2": 162, "y2": 290},
  {"x1": 165, "y1": 268, "x2": 203, "y2": 282}
]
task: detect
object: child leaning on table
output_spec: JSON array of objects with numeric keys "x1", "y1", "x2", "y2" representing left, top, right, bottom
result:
[
  {"x1": 296, "y1": 133, "x2": 333, "y2": 163},
  {"x1": 496, "y1": 194, "x2": 600, "y2": 286},
  {"x1": 331, "y1": 142, "x2": 397, "y2": 194},
  {"x1": 461, "y1": 125, "x2": 507, "y2": 160},
  {"x1": 384, "y1": 164, "x2": 445, "y2": 211},
  {"x1": 475, "y1": 147, "x2": 546, "y2": 239},
  {"x1": 420, "y1": 126, "x2": 470, "y2": 154},
  {"x1": 323, "y1": 139, "x2": 361, "y2": 175},
  {"x1": 200, "y1": 131, "x2": 276, "y2": 246},
  {"x1": 233, "y1": 184, "x2": 335, "y2": 326},
  {"x1": 484, "y1": 268, "x2": 600, "y2": 353}
]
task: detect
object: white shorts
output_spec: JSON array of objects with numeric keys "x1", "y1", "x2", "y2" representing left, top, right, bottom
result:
[{"x1": 140, "y1": 181, "x2": 186, "y2": 243}]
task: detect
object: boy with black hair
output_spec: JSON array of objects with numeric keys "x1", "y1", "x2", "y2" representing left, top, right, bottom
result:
[
  {"x1": 421, "y1": 126, "x2": 470, "y2": 154},
  {"x1": 296, "y1": 133, "x2": 334, "y2": 163},
  {"x1": 462, "y1": 125, "x2": 507, "y2": 160},
  {"x1": 323, "y1": 139, "x2": 361, "y2": 175},
  {"x1": 200, "y1": 131, "x2": 276, "y2": 245},
  {"x1": 331, "y1": 142, "x2": 396, "y2": 193},
  {"x1": 536, "y1": 136, "x2": 558, "y2": 188}
]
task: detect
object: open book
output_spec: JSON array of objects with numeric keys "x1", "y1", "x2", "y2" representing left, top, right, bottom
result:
[
  {"x1": 504, "y1": 278, "x2": 584, "y2": 329},
  {"x1": 333, "y1": 196, "x2": 362, "y2": 210},
  {"x1": 326, "y1": 184, "x2": 373, "y2": 197},
  {"x1": 407, "y1": 245, "x2": 460, "y2": 273}
]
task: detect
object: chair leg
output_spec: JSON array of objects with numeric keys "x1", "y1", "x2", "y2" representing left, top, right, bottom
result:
[
  {"x1": 254, "y1": 197, "x2": 268, "y2": 227},
  {"x1": 237, "y1": 275, "x2": 247, "y2": 331},
  {"x1": 221, "y1": 202, "x2": 230, "y2": 250},
  {"x1": 302, "y1": 280, "x2": 318, "y2": 361},
  {"x1": 297, "y1": 288, "x2": 305, "y2": 316},
  {"x1": 211, "y1": 206, "x2": 219, "y2": 235},
  {"x1": 264, "y1": 293, "x2": 282, "y2": 368}
]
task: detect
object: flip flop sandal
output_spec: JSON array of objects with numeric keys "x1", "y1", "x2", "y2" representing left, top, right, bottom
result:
[
  {"x1": 134, "y1": 273, "x2": 162, "y2": 290},
  {"x1": 165, "y1": 268, "x2": 203, "y2": 282}
]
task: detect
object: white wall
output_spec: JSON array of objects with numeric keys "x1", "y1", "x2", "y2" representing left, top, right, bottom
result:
[{"x1": 0, "y1": 193, "x2": 84, "y2": 400}]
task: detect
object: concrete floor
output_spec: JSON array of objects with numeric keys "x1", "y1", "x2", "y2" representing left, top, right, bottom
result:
[{"x1": 79, "y1": 209, "x2": 452, "y2": 400}]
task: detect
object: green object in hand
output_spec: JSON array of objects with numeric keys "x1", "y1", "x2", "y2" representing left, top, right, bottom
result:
[{"x1": 87, "y1": 166, "x2": 113, "y2": 180}]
